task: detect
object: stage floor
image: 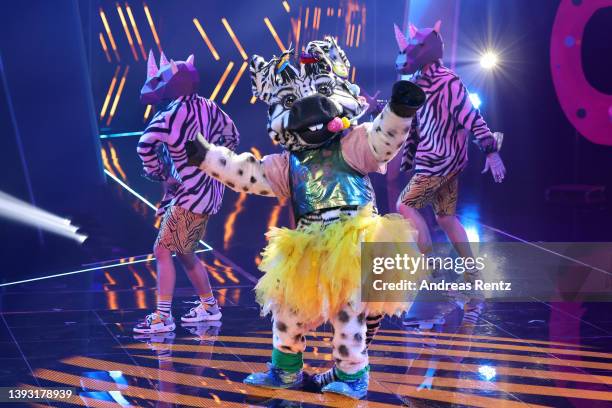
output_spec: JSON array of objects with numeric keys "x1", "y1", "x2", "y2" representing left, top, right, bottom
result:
[{"x1": 1, "y1": 249, "x2": 611, "y2": 407}]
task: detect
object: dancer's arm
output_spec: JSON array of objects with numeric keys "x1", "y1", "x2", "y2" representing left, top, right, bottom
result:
[
  {"x1": 447, "y1": 76, "x2": 506, "y2": 182},
  {"x1": 137, "y1": 115, "x2": 168, "y2": 181},
  {"x1": 203, "y1": 99, "x2": 240, "y2": 151},
  {"x1": 185, "y1": 134, "x2": 287, "y2": 198},
  {"x1": 400, "y1": 115, "x2": 421, "y2": 172}
]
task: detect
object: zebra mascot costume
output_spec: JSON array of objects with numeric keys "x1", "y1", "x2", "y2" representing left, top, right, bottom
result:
[{"x1": 186, "y1": 37, "x2": 425, "y2": 399}]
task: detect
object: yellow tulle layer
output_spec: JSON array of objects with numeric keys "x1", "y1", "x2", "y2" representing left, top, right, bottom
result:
[{"x1": 255, "y1": 205, "x2": 420, "y2": 323}]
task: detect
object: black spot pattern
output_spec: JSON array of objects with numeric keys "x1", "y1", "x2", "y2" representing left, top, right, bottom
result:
[
  {"x1": 357, "y1": 313, "x2": 365, "y2": 324},
  {"x1": 238, "y1": 169, "x2": 244, "y2": 176},
  {"x1": 338, "y1": 345, "x2": 349, "y2": 357},
  {"x1": 354, "y1": 333, "x2": 363, "y2": 342},
  {"x1": 276, "y1": 321, "x2": 288, "y2": 332},
  {"x1": 337, "y1": 310, "x2": 350, "y2": 323},
  {"x1": 219, "y1": 158, "x2": 227, "y2": 166},
  {"x1": 227, "y1": 181, "x2": 235, "y2": 188},
  {"x1": 250, "y1": 176, "x2": 257, "y2": 183}
]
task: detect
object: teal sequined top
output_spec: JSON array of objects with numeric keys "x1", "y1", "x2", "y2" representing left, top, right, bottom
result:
[{"x1": 289, "y1": 136, "x2": 373, "y2": 219}]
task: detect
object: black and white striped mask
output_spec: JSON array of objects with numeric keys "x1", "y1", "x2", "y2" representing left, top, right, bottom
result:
[{"x1": 250, "y1": 37, "x2": 366, "y2": 152}]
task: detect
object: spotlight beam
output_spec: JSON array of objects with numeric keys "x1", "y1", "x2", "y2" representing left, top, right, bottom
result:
[
  {"x1": 0, "y1": 191, "x2": 87, "y2": 243},
  {"x1": 0, "y1": 248, "x2": 208, "y2": 288}
]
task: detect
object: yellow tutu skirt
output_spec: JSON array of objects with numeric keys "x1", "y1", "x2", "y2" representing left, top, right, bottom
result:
[{"x1": 256, "y1": 205, "x2": 421, "y2": 323}]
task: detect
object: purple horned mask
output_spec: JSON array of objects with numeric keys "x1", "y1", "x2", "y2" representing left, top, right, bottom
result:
[
  {"x1": 394, "y1": 20, "x2": 443, "y2": 75},
  {"x1": 140, "y1": 50, "x2": 200, "y2": 105}
]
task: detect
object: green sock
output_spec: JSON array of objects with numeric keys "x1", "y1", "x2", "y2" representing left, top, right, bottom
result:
[
  {"x1": 271, "y1": 348, "x2": 303, "y2": 373},
  {"x1": 335, "y1": 365, "x2": 370, "y2": 381}
]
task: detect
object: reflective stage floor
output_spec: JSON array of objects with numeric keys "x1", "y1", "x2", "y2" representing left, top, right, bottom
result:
[{"x1": 1, "y1": 232, "x2": 612, "y2": 407}]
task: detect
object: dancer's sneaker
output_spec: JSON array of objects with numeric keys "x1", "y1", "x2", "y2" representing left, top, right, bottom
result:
[
  {"x1": 243, "y1": 363, "x2": 303, "y2": 389},
  {"x1": 181, "y1": 301, "x2": 222, "y2": 322},
  {"x1": 321, "y1": 371, "x2": 369, "y2": 400},
  {"x1": 133, "y1": 311, "x2": 175, "y2": 334}
]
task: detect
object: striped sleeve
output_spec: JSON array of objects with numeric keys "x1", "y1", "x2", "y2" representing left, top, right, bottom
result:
[
  {"x1": 400, "y1": 113, "x2": 420, "y2": 171},
  {"x1": 448, "y1": 77, "x2": 497, "y2": 153},
  {"x1": 204, "y1": 100, "x2": 240, "y2": 151},
  {"x1": 137, "y1": 113, "x2": 170, "y2": 180}
]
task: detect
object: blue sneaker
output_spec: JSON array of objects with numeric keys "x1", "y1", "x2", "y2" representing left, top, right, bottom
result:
[
  {"x1": 321, "y1": 371, "x2": 369, "y2": 399},
  {"x1": 244, "y1": 363, "x2": 303, "y2": 389}
]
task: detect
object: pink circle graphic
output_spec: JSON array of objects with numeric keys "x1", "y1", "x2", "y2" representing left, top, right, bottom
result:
[{"x1": 550, "y1": 0, "x2": 612, "y2": 146}]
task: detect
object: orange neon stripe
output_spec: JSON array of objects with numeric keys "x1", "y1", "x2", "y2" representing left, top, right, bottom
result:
[
  {"x1": 143, "y1": 3, "x2": 162, "y2": 53},
  {"x1": 209, "y1": 61, "x2": 234, "y2": 101},
  {"x1": 99, "y1": 8, "x2": 120, "y2": 61},
  {"x1": 282, "y1": 0, "x2": 290, "y2": 13},
  {"x1": 108, "y1": 143, "x2": 127, "y2": 180},
  {"x1": 223, "y1": 192, "x2": 246, "y2": 250},
  {"x1": 135, "y1": 289, "x2": 146, "y2": 309},
  {"x1": 143, "y1": 104, "x2": 152, "y2": 121},
  {"x1": 106, "y1": 290, "x2": 118, "y2": 310},
  {"x1": 202, "y1": 259, "x2": 225, "y2": 284},
  {"x1": 192, "y1": 18, "x2": 220, "y2": 60},
  {"x1": 213, "y1": 258, "x2": 239, "y2": 284},
  {"x1": 221, "y1": 18, "x2": 247, "y2": 60},
  {"x1": 221, "y1": 61, "x2": 248, "y2": 104},
  {"x1": 124, "y1": 2, "x2": 146, "y2": 59},
  {"x1": 214, "y1": 335, "x2": 612, "y2": 371},
  {"x1": 100, "y1": 66, "x2": 120, "y2": 119},
  {"x1": 106, "y1": 65, "x2": 129, "y2": 126},
  {"x1": 264, "y1": 17, "x2": 286, "y2": 51},
  {"x1": 116, "y1": 4, "x2": 138, "y2": 60},
  {"x1": 249, "y1": 95, "x2": 257, "y2": 104},
  {"x1": 100, "y1": 147, "x2": 116, "y2": 177},
  {"x1": 98, "y1": 33, "x2": 111, "y2": 62},
  {"x1": 378, "y1": 328, "x2": 594, "y2": 348},
  {"x1": 304, "y1": 7, "x2": 310, "y2": 28},
  {"x1": 34, "y1": 368, "x2": 247, "y2": 408},
  {"x1": 132, "y1": 354, "x2": 612, "y2": 404}
]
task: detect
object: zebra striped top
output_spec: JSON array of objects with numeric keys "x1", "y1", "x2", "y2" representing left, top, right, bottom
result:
[
  {"x1": 400, "y1": 61, "x2": 497, "y2": 176},
  {"x1": 137, "y1": 94, "x2": 239, "y2": 215}
]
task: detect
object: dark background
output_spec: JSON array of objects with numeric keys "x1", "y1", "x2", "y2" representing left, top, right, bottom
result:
[{"x1": 0, "y1": 0, "x2": 611, "y2": 286}]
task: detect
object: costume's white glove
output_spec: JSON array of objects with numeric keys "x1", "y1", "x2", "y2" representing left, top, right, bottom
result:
[{"x1": 482, "y1": 152, "x2": 506, "y2": 183}]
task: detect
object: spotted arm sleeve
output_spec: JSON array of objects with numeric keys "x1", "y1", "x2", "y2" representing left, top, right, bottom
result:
[
  {"x1": 185, "y1": 133, "x2": 278, "y2": 197},
  {"x1": 366, "y1": 104, "x2": 415, "y2": 165}
]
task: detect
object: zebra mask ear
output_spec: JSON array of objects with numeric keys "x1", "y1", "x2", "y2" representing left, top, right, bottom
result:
[
  {"x1": 249, "y1": 52, "x2": 299, "y2": 104},
  {"x1": 305, "y1": 36, "x2": 351, "y2": 79}
]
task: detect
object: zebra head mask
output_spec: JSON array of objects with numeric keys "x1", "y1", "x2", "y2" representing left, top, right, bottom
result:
[
  {"x1": 250, "y1": 37, "x2": 367, "y2": 152},
  {"x1": 140, "y1": 50, "x2": 200, "y2": 105},
  {"x1": 394, "y1": 20, "x2": 444, "y2": 75}
]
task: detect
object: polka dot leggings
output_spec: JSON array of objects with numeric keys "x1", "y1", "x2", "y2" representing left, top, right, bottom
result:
[{"x1": 272, "y1": 305, "x2": 381, "y2": 374}]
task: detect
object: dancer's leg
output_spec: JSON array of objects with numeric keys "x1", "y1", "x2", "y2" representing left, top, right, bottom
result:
[{"x1": 397, "y1": 203, "x2": 432, "y2": 254}]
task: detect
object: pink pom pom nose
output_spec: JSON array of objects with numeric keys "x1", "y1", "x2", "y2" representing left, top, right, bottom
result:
[{"x1": 327, "y1": 117, "x2": 344, "y2": 133}]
